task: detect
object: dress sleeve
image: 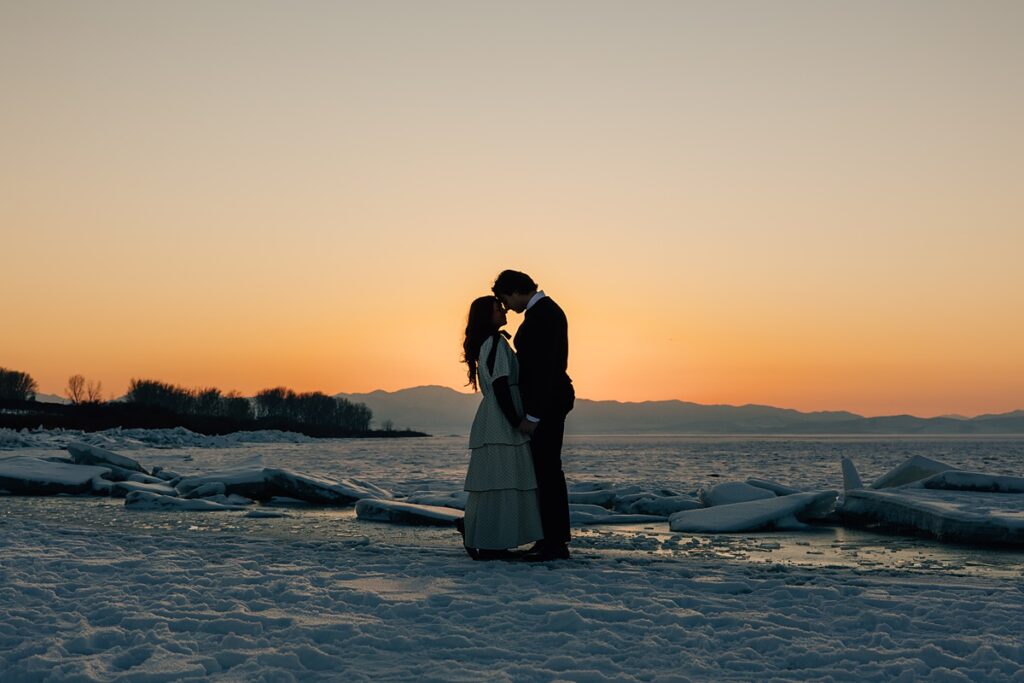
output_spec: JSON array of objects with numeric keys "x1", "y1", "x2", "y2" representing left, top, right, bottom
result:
[
  {"x1": 490, "y1": 337, "x2": 512, "y2": 380},
  {"x1": 492, "y1": 377, "x2": 521, "y2": 428}
]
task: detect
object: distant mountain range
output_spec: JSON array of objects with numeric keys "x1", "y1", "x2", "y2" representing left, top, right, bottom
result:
[{"x1": 337, "y1": 386, "x2": 1024, "y2": 436}]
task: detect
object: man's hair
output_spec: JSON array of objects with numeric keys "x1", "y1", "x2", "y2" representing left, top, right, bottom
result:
[{"x1": 492, "y1": 270, "x2": 538, "y2": 296}]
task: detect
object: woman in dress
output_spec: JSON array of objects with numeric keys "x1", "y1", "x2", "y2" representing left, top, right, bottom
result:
[{"x1": 458, "y1": 296, "x2": 544, "y2": 560}]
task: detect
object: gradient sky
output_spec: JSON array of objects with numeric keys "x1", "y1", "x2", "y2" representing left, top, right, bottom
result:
[{"x1": 2, "y1": 1, "x2": 1022, "y2": 417}]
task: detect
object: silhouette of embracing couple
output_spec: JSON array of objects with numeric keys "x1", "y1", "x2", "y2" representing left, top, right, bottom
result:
[{"x1": 457, "y1": 270, "x2": 575, "y2": 561}]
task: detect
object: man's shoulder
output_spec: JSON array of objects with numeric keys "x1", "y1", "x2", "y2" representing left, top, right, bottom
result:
[{"x1": 530, "y1": 296, "x2": 567, "y2": 324}]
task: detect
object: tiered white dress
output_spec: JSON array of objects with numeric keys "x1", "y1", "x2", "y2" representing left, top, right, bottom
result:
[{"x1": 463, "y1": 335, "x2": 544, "y2": 550}]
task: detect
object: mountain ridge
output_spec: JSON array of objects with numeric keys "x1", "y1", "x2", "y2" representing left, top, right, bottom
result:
[{"x1": 336, "y1": 386, "x2": 1024, "y2": 436}]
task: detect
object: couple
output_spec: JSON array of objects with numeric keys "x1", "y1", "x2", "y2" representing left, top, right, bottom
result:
[{"x1": 458, "y1": 269, "x2": 575, "y2": 562}]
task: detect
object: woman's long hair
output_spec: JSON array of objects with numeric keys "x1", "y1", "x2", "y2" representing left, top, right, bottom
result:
[{"x1": 462, "y1": 296, "x2": 500, "y2": 392}]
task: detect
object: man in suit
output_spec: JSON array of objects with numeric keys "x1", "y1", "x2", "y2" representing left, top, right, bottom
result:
[{"x1": 492, "y1": 270, "x2": 574, "y2": 561}]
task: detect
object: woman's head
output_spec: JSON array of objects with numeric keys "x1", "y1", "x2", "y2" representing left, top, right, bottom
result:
[{"x1": 462, "y1": 295, "x2": 505, "y2": 391}]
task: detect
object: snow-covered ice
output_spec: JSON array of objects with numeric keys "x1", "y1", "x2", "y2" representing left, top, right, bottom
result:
[
  {"x1": 698, "y1": 481, "x2": 777, "y2": 507},
  {"x1": 2, "y1": 511, "x2": 1022, "y2": 682},
  {"x1": 124, "y1": 490, "x2": 250, "y2": 512},
  {"x1": 2, "y1": 432, "x2": 1024, "y2": 680},
  {"x1": 0, "y1": 456, "x2": 111, "y2": 495},
  {"x1": 920, "y1": 471, "x2": 1024, "y2": 494},
  {"x1": 67, "y1": 441, "x2": 148, "y2": 474},
  {"x1": 355, "y1": 498, "x2": 462, "y2": 526},
  {"x1": 670, "y1": 491, "x2": 839, "y2": 533},
  {"x1": 840, "y1": 489, "x2": 1024, "y2": 547},
  {"x1": 871, "y1": 454, "x2": 956, "y2": 489}
]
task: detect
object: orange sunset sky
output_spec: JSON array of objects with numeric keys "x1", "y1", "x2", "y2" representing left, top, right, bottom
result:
[{"x1": 2, "y1": 2, "x2": 1022, "y2": 418}]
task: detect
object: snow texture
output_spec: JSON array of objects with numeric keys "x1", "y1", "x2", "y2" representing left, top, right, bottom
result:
[{"x1": 2, "y1": 514, "x2": 1022, "y2": 682}]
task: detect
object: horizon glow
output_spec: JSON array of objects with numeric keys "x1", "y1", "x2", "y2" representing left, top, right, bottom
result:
[{"x1": 2, "y1": 2, "x2": 1023, "y2": 418}]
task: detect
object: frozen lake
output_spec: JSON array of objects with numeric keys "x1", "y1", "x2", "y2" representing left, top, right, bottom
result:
[{"x1": 3, "y1": 432, "x2": 1024, "y2": 681}]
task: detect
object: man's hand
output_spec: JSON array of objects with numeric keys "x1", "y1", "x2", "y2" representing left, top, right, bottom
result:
[{"x1": 518, "y1": 419, "x2": 537, "y2": 435}]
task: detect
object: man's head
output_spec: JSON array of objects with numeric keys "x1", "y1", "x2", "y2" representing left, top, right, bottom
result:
[{"x1": 492, "y1": 270, "x2": 538, "y2": 313}]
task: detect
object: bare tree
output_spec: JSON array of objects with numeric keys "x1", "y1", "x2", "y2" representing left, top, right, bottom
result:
[
  {"x1": 86, "y1": 380, "x2": 104, "y2": 403},
  {"x1": 66, "y1": 374, "x2": 87, "y2": 404}
]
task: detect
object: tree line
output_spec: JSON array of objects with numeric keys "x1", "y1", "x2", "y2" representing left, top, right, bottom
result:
[
  {"x1": 0, "y1": 367, "x2": 374, "y2": 433},
  {"x1": 124, "y1": 379, "x2": 372, "y2": 432},
  {"x1": 0, "y1": 367, "x2": 37, "y2": 401}
]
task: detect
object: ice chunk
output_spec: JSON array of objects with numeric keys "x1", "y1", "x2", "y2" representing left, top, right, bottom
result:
[
  {"x1": 176, "y1": 467, "x2": 389, "y2": 505},
  {"x1": 404, "y1": 491, "x2": 468, "y2": 510},
  {"x1": 622, "y1": 495, "x2": 702, "y2": 516},
  {"x1": 93, "y1": 478, "x2": 179, "y2": 498},
  {"x1": 266, "y1": 469, "x2": 387, "y2": 506},
  {"x1": 839, "y1": 489, "x2": 1024, "y2": 547},
  {"x1": 0, "y1": 456, "x2": 111, "y2": 495},
  {"x1": 125, "y1": 472, "x2": 167, "y2": 485},
  {"x1": 67, "y1": 442, "x2": 148, "y2": 474},
  {"x1": 124, "y1": 491, "x2": 248, "y2": 511},
  {"x1": 355, "y1": 499, "x2": 461, "y2": 526},
  {"x1": 841, "y1": 457, "x2": 864, "y2": 491},
  {"x1": 182, "y1": 482, "x2": 227, "y2": 499},
  {"x1": 570, "y1": 510, "x2": 668, "y2": 525},
  {"x1": 871, "y1": 455, "x2": 956, "y2": 489},
  {"x1": 176, "y1": 468, "x2": 273, "y2": 500},
  {"x1": 245, "y1": 509, "x2": 289, "y2": 518},
  {"x1": 699, "y1": 482, "x2": 776, "y2": 507},
  {"x1": 568, "y1": 490, "x2": 618, "y2": 508},
  {"x1": 920, "y1": 471, "x2": 1024, "y2": 494},
  {"x1": 151, "y1": 467, "x2": 182, "y2": 481},
  {"x1": 745, "y1": 479, "x2": 800, "y2": 496},
  {"x1": 669, "y1": 491, "x2": 838, "y2": 533}
]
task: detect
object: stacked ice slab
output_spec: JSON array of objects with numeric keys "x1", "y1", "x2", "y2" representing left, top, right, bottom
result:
[
  {"x1": 2, "y1": 442, "x2": 1022, "y2": 547},
  {"x1": 839, "y1": 455, "x2": 1024, "y2": 547}
]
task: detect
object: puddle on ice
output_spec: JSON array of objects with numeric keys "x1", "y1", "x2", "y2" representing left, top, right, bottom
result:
[
  {"x1": 578, "y1": 523, "x2": 1024, "y2": 579},
  {"x1": 3, "y1": 495, "x2": 1023, "y2": 581}
]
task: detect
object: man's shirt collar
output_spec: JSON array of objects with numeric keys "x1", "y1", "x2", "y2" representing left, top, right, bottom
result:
[{"x1": 526, "y1": 290, "x2": 546, "y2": 311}]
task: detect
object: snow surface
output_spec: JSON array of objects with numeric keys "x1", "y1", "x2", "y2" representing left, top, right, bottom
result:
[
  {"x1": 2, "y1": 433, "x2": 1024, "y2": 679},
  {"x1": 3, "y1": 513, "x2": 1022, "y2": 682}
]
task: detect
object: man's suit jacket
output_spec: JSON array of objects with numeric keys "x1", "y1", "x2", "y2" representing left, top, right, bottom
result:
[{"x1": 514, "y1": 296, "x2": 575, "y2": 420}]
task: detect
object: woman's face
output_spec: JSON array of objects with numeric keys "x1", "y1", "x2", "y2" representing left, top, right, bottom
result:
[{"x1": 491, "y1": 299, "x2": 507, "y2": 328}]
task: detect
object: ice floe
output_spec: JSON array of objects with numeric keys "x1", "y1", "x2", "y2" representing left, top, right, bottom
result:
[
  {"x1": 67, "y1": 441, "x2": 148, "y2": 474},
  {"x1": 745, "y1": 478, "x2": 801, "y2": 496},
  {"x1": 870, "y1": 454, "x2": 956, "y2": 489},
  {"x1": 669, "y1": 491, "x2": 839, "y2": 533},
  {"x1": 699, "y1": 481, "x2": 777, "y2": 507},
  {"x1": 125, "y1": 490, "x2": 249, "y2": 511},
  {"x1": 355, "y1": 498, "x2": 462, "y2": 526},
  {"x1": 919, "y1": 471, "x2": 1024, "y2": 494},
  {"x1": 0, "y1": 456, "x2": 112, "y2": 495},
  {"x1": 839, "y1": 488, "x2": 1024, "y2": 547},
  {"x1": 176, "y1": 467, "x2": 388, "y2": 505}
]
